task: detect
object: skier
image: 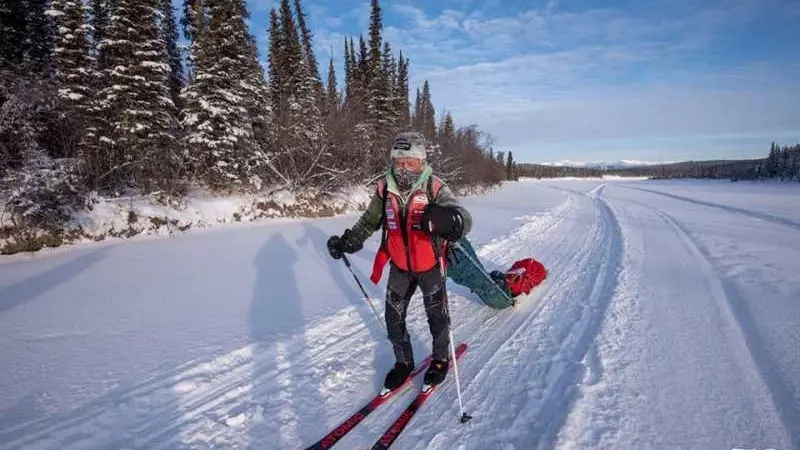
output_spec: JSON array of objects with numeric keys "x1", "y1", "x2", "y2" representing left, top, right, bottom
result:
[{"x1": 327, "y1": 131, "x2": 472, "y2": 390}]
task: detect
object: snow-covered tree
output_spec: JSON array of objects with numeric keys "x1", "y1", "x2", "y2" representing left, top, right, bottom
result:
[
  {"x1": 326, "y1": 55, "x2": 338, "y2": 115},
  {"x1": 24, "y1": 0, "x2": 55, "y2": 73},
  {"x1": 160, "y1": 0, "x2": 183, "y2": 112},
  {"x1": 394, "y1": 52, "x2": 410, "y2": 130},
  {"x1": 46, "y1": 0, "x2": 96, "y2": 158},
  {"x1": 90, "y1": 0, "x2": 109, "y2": 70},
  {"x1": 267, "y1": 0, "x2": 332, "y2": 188},
  {"x1": 181, "y1": 0, "x2": 269, "y2": 189},
  {"x1": 414, "y1": 80, "x2": 436, "y2": 140},
  {"x1": 94, "y1": 0, "x2": 178, "y2": 191},
  {"x1": 0, "y1": 0, "x2": 27, "y2": 70}
]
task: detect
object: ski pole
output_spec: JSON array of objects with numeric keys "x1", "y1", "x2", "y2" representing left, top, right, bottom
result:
[
  {"x1": 435, "y1": 243, "x2": 472, "y2": 424},
  {"x1": 341, "y1": 254, "x2": 384, "y2": 330},
  {"x1": 449, "y1": 329, "x2": 472, "y2": 423}
]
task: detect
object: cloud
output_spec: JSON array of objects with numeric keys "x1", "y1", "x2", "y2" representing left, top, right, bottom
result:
[{"x1": 258, "y1": 0, "x2": 800, "y2": 161}]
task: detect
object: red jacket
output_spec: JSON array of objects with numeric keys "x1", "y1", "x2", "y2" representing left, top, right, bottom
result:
[{"x1": 370, "y1": 175, "x2": 445, "y2": 282}]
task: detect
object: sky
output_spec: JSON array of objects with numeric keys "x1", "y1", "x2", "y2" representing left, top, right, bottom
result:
[{"x1": 240, "y1": 0, "x2": 800, "y2": 163}]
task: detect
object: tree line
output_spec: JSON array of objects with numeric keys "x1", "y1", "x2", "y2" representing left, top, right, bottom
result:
[
  {"x1": 1, "y1": 0, "x2": 505, "y2": 231},
  {"x1": 611, "y1": 142, "x2": 800, "y2": 181}
]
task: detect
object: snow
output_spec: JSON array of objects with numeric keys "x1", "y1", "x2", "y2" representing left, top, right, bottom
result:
[{"x1": 1, "y1": 179, "x2": 798, "y2": 449}]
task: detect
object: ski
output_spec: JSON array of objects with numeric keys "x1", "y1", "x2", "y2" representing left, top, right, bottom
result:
[
  {"x1": 369, "y1": 342, "x2": 469, "y2": 450},
  {"x1": 304, "y1": 354, "x2": 435, "y2": 450}
]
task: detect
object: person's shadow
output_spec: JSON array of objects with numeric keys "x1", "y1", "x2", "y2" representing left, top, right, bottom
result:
[{"x1": 249, "y1": 233, "x2": 326, "y2": 449}]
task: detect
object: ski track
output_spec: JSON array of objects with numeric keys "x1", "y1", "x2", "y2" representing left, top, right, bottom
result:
[
  {"x1": 621, "y1": 185, "x2": 800, "y2": 232},
  {"x1": 9, "y1": 182, "x2": 794, "y2": 449},
  {"x1": 330, "y1": 190, "x2": 582, "y2": 449},
  {"x1": 0, "y1": 309, "x2": 378, "y2": 450},
  {"x1": 616, "y1": 195, "x2": 798, "y2": 448},
  {"x1": 1, "y1": 188, "x2": 592, "y2": 450},
  {"x1": 386, "y1": 184, "x2": 623, "y2": 450}
]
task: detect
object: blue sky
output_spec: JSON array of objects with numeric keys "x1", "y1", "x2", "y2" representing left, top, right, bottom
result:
[{"x1": 241, "y1": 0, "x2": 800, "y2": 163}]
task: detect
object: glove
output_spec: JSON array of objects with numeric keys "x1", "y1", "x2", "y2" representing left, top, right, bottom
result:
[
  {"x1": 421, "y1": 204, "x2": 464, "y2": 241},
  {"x1": 326, "y1": 228, "x2": 362, "y2": 259}
]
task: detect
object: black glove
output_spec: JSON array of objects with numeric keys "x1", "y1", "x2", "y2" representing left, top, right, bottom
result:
[
  {"x1": 421, "y1": 204, "x2": 464, "y2": 241},
  {"x1": 326, "y1": 228, "x2": 362, "y2": 259}
]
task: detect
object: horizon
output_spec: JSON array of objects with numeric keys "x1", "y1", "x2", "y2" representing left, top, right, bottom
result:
[{"x1": 228, "y1": 0, "x2": 800, "y2": 163}]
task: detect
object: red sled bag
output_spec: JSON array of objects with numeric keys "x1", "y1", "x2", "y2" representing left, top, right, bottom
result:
[{"x1": 505, "y1": 258, "x2": 547, "y2": 297}]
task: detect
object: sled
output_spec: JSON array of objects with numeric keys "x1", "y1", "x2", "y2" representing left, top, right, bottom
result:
[{"x1": 446, "y1": 237, "x2": 547, "y2": 309}]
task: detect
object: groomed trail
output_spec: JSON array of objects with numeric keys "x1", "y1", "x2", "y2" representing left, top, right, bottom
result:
[{"x1": 1, "y1": 179, "x2": 798, "y2": 450}]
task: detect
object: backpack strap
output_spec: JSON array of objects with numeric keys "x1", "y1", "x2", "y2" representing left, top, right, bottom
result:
[
  {"x1": 375, "y1": 179, "x2": 388, "y2": 231},
  {"x1": 426, "y1": 175, "x2": 443, "y2": 203},
  {"x1": 376, "y1": 179, "x2": 389, "y2": 249},
  {"x1": 426, "y1": 175, "x2": 448, "y2": 273}
]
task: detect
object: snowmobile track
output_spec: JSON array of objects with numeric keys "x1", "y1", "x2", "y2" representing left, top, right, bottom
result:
[
  {"x1": 620, "y1": 185, "x2": 800, "y2": 232},
  {"x1": 515, "y1": 185, "x2": 623, "y2": 450},
  {"x1": 411, "y1": 185, "x2": 623, "y2": 450},
  {"x1": 631, "y1": 200, "x2": 799, "y2": 448}
]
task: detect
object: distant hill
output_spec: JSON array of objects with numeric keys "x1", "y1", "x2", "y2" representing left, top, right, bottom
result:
[
  {"x1": 518, "y1": 156, "x2": 786, "y2": 181},
  {"x1": 514, "y1": 142, "x2": 799, "y2": 181},
  {"x1": 538, "y1": 159, "x2": 675, "y2": 170}
]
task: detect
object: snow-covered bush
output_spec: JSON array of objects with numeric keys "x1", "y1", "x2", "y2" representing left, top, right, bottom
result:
[{"x1": 2, "y1": 152, "x2": 86, "y2": 233}]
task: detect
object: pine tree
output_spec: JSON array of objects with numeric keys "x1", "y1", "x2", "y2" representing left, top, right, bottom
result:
[
  {"x1": 412, "y1": 86, "x2": 421, "y2": 131},
  {"x1": 368, "y1": 0, "x2": 382, "y2": 74},
  {"x1": 394, "y1": 52, "x2": 410, "y2": 129},
  {"x1": 379, "y1": 40, "x2": 397, "y2": 138},
  {"x1": 326, "y1": 55, "x2": 338, "y2": 114},
  {"x1": 181, "y1": 0, "x2": 201, "y2": 41},
  {"x1": 180, "y1": 0, "x2": 206, "y2": 80},
  {"x1": 267, "y1": 0, "x2": 328, "y2": 186},
  {"x1": 292, "y1": 0, "x2": 321, "y2": 92},
  {"x1": 25, "y1": 0, "x2": 55, "y2": 73},
  {"x1": 161, "y1": 0, "x2": 183, "y2": 112},
  {"x1": 90, "y1": 0, "x2": 109, "y2": 70},
  {"x1": 506, "y1": 151, "x2": 514, "y2": 180},
  {"x1": 343, "y1": 37, "x2": 353, "y2": 105},
  {"x1": 46, "y1": 0, "x2": 96, "y2": 155},
  {"x1": 420, "y1": 80, "x2": 436, "y2": 140},
  {"x1": 366, "y1": 0, "x2": 384, "y2": 137},
  {"x1": 267, "y1": 8, "x2": 282, "y2": 109},
  {"x1": 95, "y1": 0, "x2": 177, "y2": 191},
  {"x1": 182, "y1": 0, "x2": 268, "y2": 189},
  {"x1": 357, "y1": 34, "x2": 369, "y2": 104},
  {"x1": 766, "y1": 141, "x2": 779, "y2": 178},
  {"x1": 0, "y1": 0, "x2": 27, "y2": 69}
]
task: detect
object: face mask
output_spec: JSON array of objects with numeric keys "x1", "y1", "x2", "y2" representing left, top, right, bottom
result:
[{"x1": 394, "y1": 167, "x2": 419, "y2": 191}]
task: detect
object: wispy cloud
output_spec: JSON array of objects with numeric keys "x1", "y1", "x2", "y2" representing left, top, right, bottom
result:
[{"x1": 247, "y1": 0, "x2": 800, "y2": 161}]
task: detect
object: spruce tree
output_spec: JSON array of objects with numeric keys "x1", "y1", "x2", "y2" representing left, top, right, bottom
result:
[
  {"x1": 161, "y1": 0, "x2": 184, "y2": 112},
  {"x1": 412, "y1": 87, "x2": 421, "y2": 131},
  {"x1": 379, "y1": 40, "x2": 397, "y2": 138},
  {"x1": 91, "y1": 0, "x2": 109, "y2": 70},
  {"x1": 394, "y1": 52, "x2": 410, "y2": 130},
  {"x1": 96, "y1": 0, "x2": 177, "y2": 190},
  {"x1": 0, "y1": 0, "x2": 27, "y2": 69},
  {"x1": 292, "y1": 0, "x2": 320, "y2": 89},
  {"x1": 266, "y1": 0, "x2": 329, "y2": 185},
  {"x1": 766, "y1": 142, "x2": 779, "y2": 178},
  {"x1": 326, "y1": 55, "x2": 338, "y2": 114},
  {"x1": 46, "y1": 0, "x2": 96, "y2": 155},
  {"x1": 420, "y1": 80, "x2": 436, "y2": 140},
  {"x1": 182, "y1": 0, "x2": 268, "y2": 189},
  {"x1": 25, "y1": 0, "x2": 55, "y2": 73},
  {"x1": 343, "y1": 37, "x2": 353, "y2": 106}
]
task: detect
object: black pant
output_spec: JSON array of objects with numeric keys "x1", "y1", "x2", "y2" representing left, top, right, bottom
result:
[{"x1": 385, "y1": 263, "x2": 451, "y2": 363}]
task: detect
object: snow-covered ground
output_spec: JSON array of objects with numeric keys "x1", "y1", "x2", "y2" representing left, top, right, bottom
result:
[{"x1": 1, "y1": 179, "x2": 798, "y2": 450}]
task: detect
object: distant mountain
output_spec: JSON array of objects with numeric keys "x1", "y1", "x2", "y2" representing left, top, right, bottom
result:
[{"x1": 538, "y1": 159, "x2": 677, "y2": 169}]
